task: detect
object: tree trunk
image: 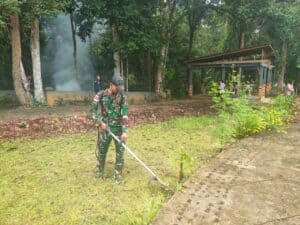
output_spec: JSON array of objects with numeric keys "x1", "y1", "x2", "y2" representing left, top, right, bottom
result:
[
  {"x1": 70, "y1": 12, "x2": 78, "y2": 81},
  {"x1": 187, "y1": 25, "x2": 195, "y2": 59},
  {"x1": 238, "y1": 31, "x2": 245, "y2": 85},
  {"x1": 139, "y1": 54, "x2": 146, "y2": 80},
  {"x1": 200, "y1": 69, "x2": 206, "y2": 94},
  {"x1": 126, "y1": 58, "x2": 129, "y2": 92},
  {"x1": 30, "y1": 17, "x2": 45, "y2": 103},
  {"x1": 155, "y1": 0, "x2": 176, "y2": 97},
  {"x1": 120, "y1": 57, "x2": 124, "y2": 78},
  {"x1": 9, "y1": 14, "x2": 31, "y2": 105},
  {"x1": 155, "y1": 45, "x2": 166, "y2": 96},
  {"x1": 187, "y1": 27, "x2": 195, "y2": 97},
  {"x1": 112, "y1": 24, "x2": 121, "y2": 78},
  {"x1": 113, "y1": 50, "x2": 121, "y2": 78},
  {"x1": 278, "y1": 40, "x2": 287, "y2": 89},
  {"x1": 147, "y1": 51, "x2": 152, "y2": 92}
]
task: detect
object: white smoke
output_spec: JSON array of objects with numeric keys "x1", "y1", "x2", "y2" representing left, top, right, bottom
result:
[
  {"x1": 54, "y1": 70, "x2": 81, "y2": 91},
  {"x1": 43, "y1": 14, "x2": 95, "y2": 91}
]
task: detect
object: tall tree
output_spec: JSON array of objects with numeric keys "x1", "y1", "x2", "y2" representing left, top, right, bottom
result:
[
  {"x1": 261, "y1": 0, "x2": 300, "y2": 89},
  {"x1": 76, "y1": 0, "x2": 159, "y2": 88},
  {"x1": 64, "y1": 0, "x2": 79, "y2": 82},
  {"x1": 223, "y1": 0, "x2": 270, "y2": 50},
  {"x1": 0, "y1": 0, "x2": 64, "y2": 104},
  {"x1": 1, "y1": 1, "x2": 33, "y2": 104},
  {"x1": 75, "y1": 0, "x2": 125, "y2": 79},
  {"x1": 222, "y1": 0, "x2": 271, "y2": 84},
  {"x1": 30, "y1": 16, "x2": 44, "y2": 102},
  {"x1": 155, "y1": 0, "x2": 177, "y2": 96},
  {"x1": 22, "y1": 0, "x2": 64, "y2": 103},
  {"x1": 183, "y1": 0, "x2": 212, "y2": 96},
  {"x1": 10, "y1": 13, "x2": 32, "y2": 104}
]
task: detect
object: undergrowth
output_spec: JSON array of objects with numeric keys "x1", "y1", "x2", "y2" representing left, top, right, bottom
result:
[{"x1": 210, "y1": 80, "x2": 296, "y2": 139}]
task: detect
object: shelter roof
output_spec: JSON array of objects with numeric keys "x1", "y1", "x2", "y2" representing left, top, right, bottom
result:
[{"x1": 186, "y1": 44, "x2": 273, "y2": 65}]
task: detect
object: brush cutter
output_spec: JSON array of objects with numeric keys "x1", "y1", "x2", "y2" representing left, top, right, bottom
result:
[
  {"x1": 106, "y1": 127, "x2": 168, "y2": 188},
  {"x1": 87, "y1": 114, "x2": 168, "y2": 188}
]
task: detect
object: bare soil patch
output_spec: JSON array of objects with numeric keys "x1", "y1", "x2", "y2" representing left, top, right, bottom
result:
[{"x1": 0, "y1": 96, "x2": 213, "y2": 140}]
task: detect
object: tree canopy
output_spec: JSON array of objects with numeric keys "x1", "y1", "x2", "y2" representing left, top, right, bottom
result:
[{"x1": 0, "y1": 0, "x2": 299, "y2": 103}]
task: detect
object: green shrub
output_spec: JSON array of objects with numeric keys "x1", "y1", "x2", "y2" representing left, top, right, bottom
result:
[
  {"x1": 272, "y1": 94, "x2": 295, "y2": 116},
  {"x1": 232, "y1": 110, "x2": 266, "y2": 138},
  {"x1": 210, "y1": 81, "x2": 296, "y2": 139}
]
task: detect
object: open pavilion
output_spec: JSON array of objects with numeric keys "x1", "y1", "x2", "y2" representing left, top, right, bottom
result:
[{"x1": 185, "y1": 44, "x2": 275, "y2": 97}]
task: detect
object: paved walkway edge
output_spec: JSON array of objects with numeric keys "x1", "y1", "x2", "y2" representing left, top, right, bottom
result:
[{"x1": 152, "y1": 100, "x2": 300, "y2": 225}]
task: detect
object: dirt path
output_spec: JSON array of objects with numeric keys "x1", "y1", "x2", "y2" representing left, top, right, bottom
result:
[
  {"x1": 152, "y1": 99, "x2": 300, "y2": 225},
  {"x1": 0, "y1": 96, "x2": 213, "y2": 140}
]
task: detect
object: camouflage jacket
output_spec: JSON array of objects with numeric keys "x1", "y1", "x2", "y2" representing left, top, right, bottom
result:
[{"x1": 90, "y1": 89, "x2": 128, "y2": 133}]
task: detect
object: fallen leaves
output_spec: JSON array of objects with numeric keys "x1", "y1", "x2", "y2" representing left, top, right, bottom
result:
[{"x1": 0, "y1": 98, "x2": 214, "y2": 140}]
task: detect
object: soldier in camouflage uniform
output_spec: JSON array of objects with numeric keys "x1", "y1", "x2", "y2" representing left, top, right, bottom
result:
[{"x1": 90, "y1": 75, "x2": 128, "y2": 183}]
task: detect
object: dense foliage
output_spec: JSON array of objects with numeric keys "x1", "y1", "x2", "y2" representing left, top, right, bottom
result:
[{"x1": 0, "y1": 0, "x2": 299, "y2": 98}]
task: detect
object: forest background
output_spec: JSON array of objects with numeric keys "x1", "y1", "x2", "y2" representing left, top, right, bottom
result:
[{"x1": 0, "y1": 0, "x2": 299, "y2": 104}]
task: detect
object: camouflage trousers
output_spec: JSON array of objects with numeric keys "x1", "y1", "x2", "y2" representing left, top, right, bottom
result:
[{"x1": 97, "y1": 126, "x2": 125, "y2": 179}]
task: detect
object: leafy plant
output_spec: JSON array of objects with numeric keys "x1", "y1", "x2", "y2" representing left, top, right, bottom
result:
[
  {"x1": 210, "y1": 76, "x2": 296, "y2": 139},
  {"x1": 178, "y1": 148, "x2": 194, "y2": 182}
]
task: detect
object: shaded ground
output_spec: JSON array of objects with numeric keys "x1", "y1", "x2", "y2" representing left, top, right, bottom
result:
[
  {"x1": 0, "y1": 96, "x2": 213, "y2": 140},
  {"x1": 152, "y1": 99, "x2": 300, "y2": 225}
]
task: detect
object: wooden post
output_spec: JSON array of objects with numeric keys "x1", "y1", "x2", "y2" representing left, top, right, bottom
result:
[
  {"x1": 222, "y1": 65, "x2": 225, "y2": 81},
  {"x1": 258, "y1": 66, "x2": 263, "y2": 97},
  {"x1": 266, "y1": 67, "x2": 272, "y2": 94},
  {"x1": 188, "y1": 65, "x2": 193, "y2": 97},
  {"x1": 265, "y1": 68, "x2": 269, "y2": 95},
  {"x1": 261, "y1": 48, "x2": 267, "y2": 60}
]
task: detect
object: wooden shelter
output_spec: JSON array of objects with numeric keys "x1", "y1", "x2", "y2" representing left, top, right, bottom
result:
[{"x1": 186, "y1": 44, "x2": 274, "y2": 97}]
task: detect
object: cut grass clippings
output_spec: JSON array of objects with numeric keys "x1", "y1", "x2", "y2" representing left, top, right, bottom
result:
[{"x1": 0, "y1": 116, "x2": 222, "y2": 225}]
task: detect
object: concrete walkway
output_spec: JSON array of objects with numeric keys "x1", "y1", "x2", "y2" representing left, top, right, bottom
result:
[{"x1": 152, "y1": 104, "x2": 300, "y2": 225}]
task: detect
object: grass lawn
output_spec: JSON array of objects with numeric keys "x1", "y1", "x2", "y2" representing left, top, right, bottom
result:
[{"x1": 0, "y1": 116, "x2": 224, "y2": 225}]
